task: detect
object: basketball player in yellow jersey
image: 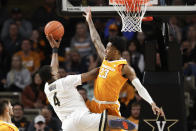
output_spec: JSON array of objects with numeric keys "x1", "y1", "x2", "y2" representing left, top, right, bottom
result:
[
  {"x1": 0, "y1": 99, "x2": 18, "y2": 131},
  {"x1": 84, "y1": 8, "x2": 164, "y2": 117}
]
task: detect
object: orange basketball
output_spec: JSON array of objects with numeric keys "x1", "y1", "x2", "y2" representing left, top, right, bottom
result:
[{"x1": 44, "y1": 21, "x2": 64, "y2": 40}]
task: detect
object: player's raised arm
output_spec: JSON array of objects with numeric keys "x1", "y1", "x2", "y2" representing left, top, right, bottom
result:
[
  {"x1": 84, "y1": 8, "x2": 105, "y2": 60},
  {"x1": 81, "y1": 68, "x2": 99, "y2": 83},
  {"x1": 122, "y1": 64, "x2": 164, "y2": 116},
  {"x1": 46, "y1": 35, "x2": 61, "y2": 80}
]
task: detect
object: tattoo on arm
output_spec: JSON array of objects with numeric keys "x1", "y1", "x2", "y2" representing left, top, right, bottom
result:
[{"x1": 88, "y1": 19, "x2": 105, "y2": 60}]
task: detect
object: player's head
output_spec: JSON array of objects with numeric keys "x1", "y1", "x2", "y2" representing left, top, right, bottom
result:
[
  {"x1": 105, "y1": 36, "x2": 126, "y2": 60},
  {"x1": 0, "y1": 99, "x2": 13, "y2": 117},
  {"x1": 39, "y1": 65, "x2": 53, "y2": 83},
  {"x1": 131, "y1": 102, "x2": 141, "y2": 119}
]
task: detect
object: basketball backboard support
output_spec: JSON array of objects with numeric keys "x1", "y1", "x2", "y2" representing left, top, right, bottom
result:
[{"x1": 57, "y1": 0, "x2": 196, "y2": 17}]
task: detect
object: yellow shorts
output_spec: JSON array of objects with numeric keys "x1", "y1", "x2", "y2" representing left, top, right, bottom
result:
[{"x1": 90, "y1": 100, "x2": 121, "y2": 117}]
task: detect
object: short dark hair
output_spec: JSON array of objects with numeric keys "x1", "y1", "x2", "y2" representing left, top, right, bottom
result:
[
  {"x1": 109, "y1": 36, "x2": 126, "y2": 53},
  {"x1": 13, "y1": 102, "x2": 24, "y2": 111},
  {"x1": 0, "y1": 99, "x2": 10, "y2": 115},
  {"x1": 39, "y1": 65, "x2": 52, "y2": 82}
]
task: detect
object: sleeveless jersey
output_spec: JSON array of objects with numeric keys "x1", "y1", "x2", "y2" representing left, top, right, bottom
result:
[
  {"x1": 0, "y1": 120, "x2": 18, "y2": 131},
  {"x1": 94, "y1": 58, "x2": 128, "y2": 101}
]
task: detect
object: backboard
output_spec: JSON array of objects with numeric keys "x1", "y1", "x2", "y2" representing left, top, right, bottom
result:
[{"x1": 57, "y1": 0, "x2": 196, "y2": 17}]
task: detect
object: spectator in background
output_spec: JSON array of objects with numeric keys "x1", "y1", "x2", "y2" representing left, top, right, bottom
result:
[
  {"x1": 15, "y1": 39, "x2": 40, "y2": 74},
  {"x1": 156, "y1": 53, "x2": 162, "y2": 71},
  {"x1": 186, "y1": 26, "x2": 196, "y2": 49},
  {"x1": 64, "y1": 49, "x2": 88, "y2": 74},
  {"x1": 6, "y1": 55, "x2": 31, "y2": 92},
  {"x1": 22, "y1": 72, "x2": 46, "y2": 108},
  {"x1": 119, "y1": 82, "x2": 136, "y2": 118},
  {"x1": 104, "y1": 18, "x2": 135, "y2": 41},
  {"x1": 181, "y1": 40, "x2": 192, "y2": 65},
  {"x1": 88, "y1": 53, "x2": 101, "y2": 71},
  {"x1": 30, "y1": 29, "x2": 48, "y2": 64},
  {"x1": 0, "y1": 41, "x2": 9, "y2": 90},
  {"x1": 104, "y1": 24, "x2": 119, "y2": 46},
  {"x1": 77, "y1": 86, "x2": 94, "y2": 112},
  {"x1": 122, "y1": 50, "x2": 131, "y2": 65},
  {"x1": 58, "y1": 67, "x2": 67, "y2": 78},
  {"x1": 41, "y1": 107, "x2": 62, "y2": 131},
  {"x1": 28, "y1": 115, "x2": 50, "y2": 131},
  {"x1": 1, "y1": 8, "x2": 32, "y2": 39},
  {"x1": 32, "y1": 0, "x2": 59, "y2": 29},
  {"x1": 71, "y1": 22, "x2": 93, "y2": 58},
  {"x1": 169, "y1": 16, "x2": 182, "y2": 43},
  {"x1": 0, "y1": 0, "x2": 8, "y2": 30},
  {"x1": 2, "y1": 22, "x2": 23, "y2": 57},
  {"x1": 128, "y1": 40, "x2": 145, "y2": 80},
  {"x1": 12, "y1": 103, "x2": 30, "y2": 131},
  {"x1": 128, "y1": 102, "x2": 141, "y2": 131},
  {"x1": 136, "y1": 32, "x2": 146, "y2": 54}
]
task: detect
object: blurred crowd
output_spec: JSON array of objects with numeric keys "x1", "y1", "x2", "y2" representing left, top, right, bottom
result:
[{"x1": 0, "y1": 0, "x2": 196, "y2": 130}]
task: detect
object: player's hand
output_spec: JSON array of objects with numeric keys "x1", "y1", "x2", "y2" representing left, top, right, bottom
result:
[
  {"x1": 151, "y1": 103, "x2": 164, "y2": 117},
  {"x1": 46, "y1": 34, "x2": 61, "y2": 48},
  {"x1": 83, "y1": 7, "x2": 92, "y2": 23}
]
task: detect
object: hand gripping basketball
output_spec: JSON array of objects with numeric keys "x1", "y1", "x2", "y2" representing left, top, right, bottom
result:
[
  {"x1": 46, "y1": 34, "x2": 61, "y2": 49},
  {"x1": 44, "y1": 21, "x2": 64, "y2": 40}
]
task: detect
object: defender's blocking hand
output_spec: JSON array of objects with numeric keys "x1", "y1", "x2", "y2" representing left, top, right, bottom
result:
[{"x1": 83, "y1": 7, "x2": 92, "y2": 23}]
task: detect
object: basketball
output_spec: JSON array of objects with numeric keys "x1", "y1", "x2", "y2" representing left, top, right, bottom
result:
[{"x1": 44, "y1": 21, "x2": 64, "y2": 40}]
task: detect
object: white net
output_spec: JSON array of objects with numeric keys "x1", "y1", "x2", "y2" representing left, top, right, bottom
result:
[{"x1": 112, "y1": 0, "x2": 149, "y2": 32}]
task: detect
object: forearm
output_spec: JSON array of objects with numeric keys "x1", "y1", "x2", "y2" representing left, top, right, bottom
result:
[
  {"x1": 87, "y1": 18, "x2": 105, "y2": 59},
  {"x1": 50, "y1": 49, "x2": 59, "y2": 79},
  {"x1": 132, "y1": 78, "x2": 154, "y2": 105},
  {"x1": 88, "y1": 18, "x2": 101, "y2": 43},
  {"x1": 81, "y1": 68, "x2": 99, "y2": 83}
]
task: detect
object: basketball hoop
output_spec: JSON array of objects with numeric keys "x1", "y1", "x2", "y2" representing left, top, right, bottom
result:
[{"x1": 110, "y1": 0, "x2": 151, "y2": 32}]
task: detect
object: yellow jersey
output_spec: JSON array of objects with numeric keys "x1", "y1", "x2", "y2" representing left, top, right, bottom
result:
[
  {"x1": 0, "y1": 120, "x2": 18, "y2": 131},
  {"x1": 94, "y1": 58, "x2": 128, "y2": 101}
]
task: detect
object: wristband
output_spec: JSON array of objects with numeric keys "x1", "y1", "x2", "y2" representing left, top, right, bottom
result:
[{"x1": 52, "y1": 48, "x2": 58, "y2": 53}]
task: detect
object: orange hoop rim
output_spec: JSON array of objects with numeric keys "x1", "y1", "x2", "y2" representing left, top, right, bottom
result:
[
  {"x1": 111, "y1": 0, "x2": 151, "y2": 12},
  {"x1": 110, "y1": 0, "x2": 150, "y2": 5}
]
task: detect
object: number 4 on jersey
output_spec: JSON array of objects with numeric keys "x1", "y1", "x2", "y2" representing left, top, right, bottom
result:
[{"x1": 53, "y1": 92, "x2": 60, "y2": 106}]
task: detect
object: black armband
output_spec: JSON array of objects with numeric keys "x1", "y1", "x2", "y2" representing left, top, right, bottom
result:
[{"x1": 52, "y1": 48, "x2": 58, "y2": 53}]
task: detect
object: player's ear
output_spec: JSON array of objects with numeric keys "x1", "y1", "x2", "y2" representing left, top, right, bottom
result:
[{"x1": 5, "y1": 105, "x2": 9, "y2": 113}]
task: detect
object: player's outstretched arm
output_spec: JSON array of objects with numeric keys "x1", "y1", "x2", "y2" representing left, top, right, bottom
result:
[
  {"x1": 81, "y1": 68, "x2": 99, "y2": 83},
  {"x1": 84, "y1": 8, "x2": 105, "y2": 60},
  {"x1": 46, "y1": 35, "x2": 61, "y2": 80},
  {"x1": 122, "y1": 64, "x2": 164, "y2": 116}
]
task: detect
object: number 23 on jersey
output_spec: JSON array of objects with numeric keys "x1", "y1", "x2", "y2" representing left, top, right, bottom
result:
[{"x1": 99, "y1": 68, "x2": 109, "y2": 79}]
